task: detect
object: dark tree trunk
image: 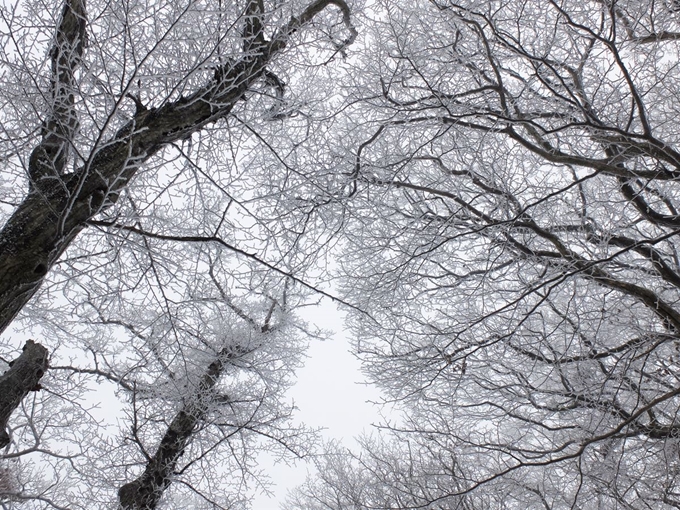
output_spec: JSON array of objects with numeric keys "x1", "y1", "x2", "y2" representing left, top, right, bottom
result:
[
  {"x1": 0, "y1": 0, "x2": 355, "y2": 337},
  {"x1": 0, "y1": 57, "x2": 258, "y2": 335},
  {"x1": 117, "y1": 347, "x2": 237, "y2": 510},
  {"x1": 0, "y1": 341, "x2": 48, "y2": 448}
]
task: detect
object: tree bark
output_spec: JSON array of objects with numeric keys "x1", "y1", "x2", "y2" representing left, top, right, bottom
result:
[
  {"x1": 0, "y1": 0, "x2": 355, "y2": 337},
  {"x1": 117, "y1": 346, "x2": 238, "y2": 510},
  {"x1": 0, "y1": 341, "x2": 48, "y2": 448}
]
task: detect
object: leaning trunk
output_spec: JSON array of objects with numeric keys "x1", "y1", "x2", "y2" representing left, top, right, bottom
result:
[{"x1": 117, "y1": 346, "x2": 238, "y2": 510}]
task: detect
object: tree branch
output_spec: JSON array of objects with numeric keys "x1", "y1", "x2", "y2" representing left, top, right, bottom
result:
[
  {"x1": 28, "y1": 0, "x2": 86, "y2": 189},
  {"x1": 0, "y1": 0, "x2": 357, "y2": 337},
  {"x1": 117, "y1": 344, "x2": 246, "y2": 510}
]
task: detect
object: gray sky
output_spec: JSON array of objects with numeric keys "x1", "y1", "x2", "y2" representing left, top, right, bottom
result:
[{"x1": 252, "y1": 299, "x2": 380, "y2": 509}]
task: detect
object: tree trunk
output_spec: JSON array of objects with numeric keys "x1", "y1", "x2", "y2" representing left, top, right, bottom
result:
[
  {"x1": 117, "y1": 346, "x2": 238, "y2": 510},
  {"x1": 0, "y1": 341, "x2": 48, "y2": 448},
  {"x1": 0, "y1": 0, "x2": 355, "y2": 337}
]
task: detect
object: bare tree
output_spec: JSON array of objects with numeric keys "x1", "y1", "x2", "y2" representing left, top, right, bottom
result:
[
  {"x1": 285, "y1": 437, "x2": 481, "y2": 510},
  {"x1": 289, "y1": 0, "x2": 680, "y2": 508},
  {"x1": 0, "y1": 0, "x2": 356, "y2": 507}
]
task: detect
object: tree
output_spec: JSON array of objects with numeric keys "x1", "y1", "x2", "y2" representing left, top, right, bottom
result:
[
  {"x1": 288, "y1": 0, "x2": 680, "y2": 507},
  {"x1": 0, "y1": 0, "x2": 356, "y2": 507}
]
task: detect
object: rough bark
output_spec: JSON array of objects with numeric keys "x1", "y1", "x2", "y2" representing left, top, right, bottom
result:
[
  {"x1": 117, "y1": 346, "x2": 239, "y2": 510},
  {"x1": 28, "y1": 0, "x2": 86, "y2": 189},
  {"x1": 0, "y1": 341, "x2": 48, "y2": 448},
  {"x1": 0, "y1": 0, "x2": 355, "y2": 337}
]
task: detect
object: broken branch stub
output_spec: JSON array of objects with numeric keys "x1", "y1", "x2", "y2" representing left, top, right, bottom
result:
[{"x1": 0, "y1": 340, "x2": 48, "y2": 448}]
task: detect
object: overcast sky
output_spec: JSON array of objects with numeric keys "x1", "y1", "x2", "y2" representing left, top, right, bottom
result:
[{"x1": 252, "y1": 299, "x2": 381, "y2": 509}]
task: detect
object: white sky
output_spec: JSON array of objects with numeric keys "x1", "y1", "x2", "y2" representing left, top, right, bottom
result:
[{"x1": 252, "y1": 299, "x2": 380, "y2": 509}]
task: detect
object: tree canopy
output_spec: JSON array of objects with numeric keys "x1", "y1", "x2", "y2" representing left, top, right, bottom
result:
[
  {"x1": 289, "y1": 0, "x2": 680, "y2": 508},
  {"x1": 3, "y1": 0, "x2": 680, "y2": 508},
  {"x1": 0, "y1": 0, "x2": 356, "y2": 507}
]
